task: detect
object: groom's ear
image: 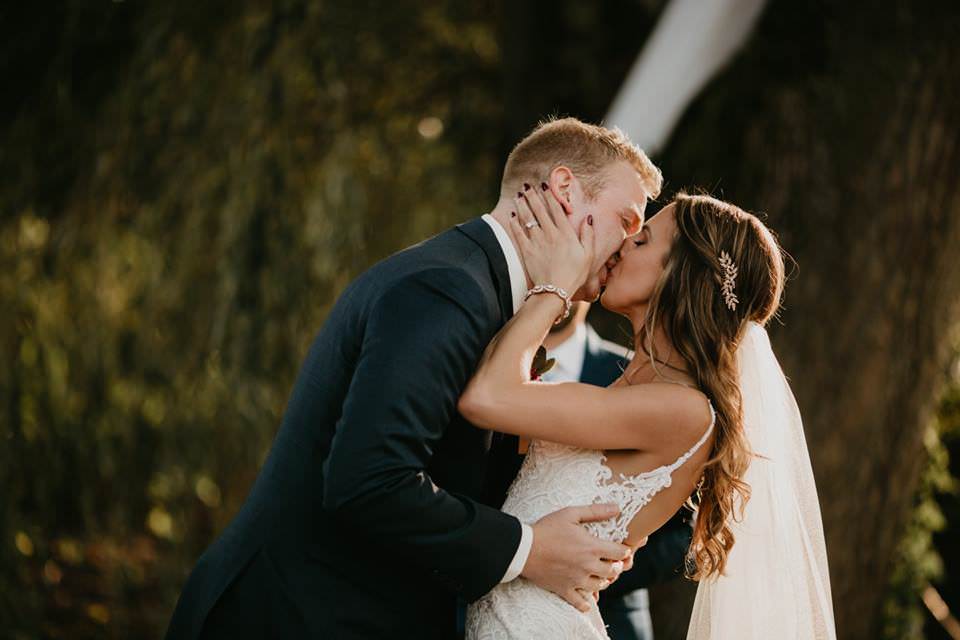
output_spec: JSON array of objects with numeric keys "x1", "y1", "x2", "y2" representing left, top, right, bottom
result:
[{"x1": 548, "y1": 165, "x2": 577, "y2": 215}]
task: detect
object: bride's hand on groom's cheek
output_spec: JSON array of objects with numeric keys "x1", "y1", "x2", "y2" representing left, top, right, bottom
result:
[{"x1": 506, "y1": 182, "x2": 595, "y2": 294}]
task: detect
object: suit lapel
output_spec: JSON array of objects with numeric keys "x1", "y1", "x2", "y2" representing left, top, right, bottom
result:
[
  {"x1": 457, "y1": 218, "x2": 522, "y2": 503},
  {"x1": 456, "y1": 218, "x2": 513, "y2": 322}
]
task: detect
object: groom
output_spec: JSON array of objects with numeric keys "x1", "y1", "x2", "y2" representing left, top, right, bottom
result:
[{"x1": 165, "y1": 117, "x2": 663, "y2": 639}]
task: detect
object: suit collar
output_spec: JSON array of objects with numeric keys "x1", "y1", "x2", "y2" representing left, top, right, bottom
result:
[
  {"x1": 480, "y1": 215, "x2": 527, "y2": 314},
  {"x1": 456, "y1": 217, "x2": 513, "y2": 321}
]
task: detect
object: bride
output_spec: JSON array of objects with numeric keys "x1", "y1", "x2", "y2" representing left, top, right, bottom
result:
[{"x1": 461, "y1": 188, "x2": 836, "y2": 639}]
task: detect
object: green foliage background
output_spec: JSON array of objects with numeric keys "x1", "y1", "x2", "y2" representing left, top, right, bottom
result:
[
  {"x1": 2, "y1": 2, "x2": 957, "y2": 638},
  {"x1": 884, "y1": 373, "x2": 960, "y2": 640},
  {"x1": 2, "y1": 3, "x2": 507, "y2": 636}
]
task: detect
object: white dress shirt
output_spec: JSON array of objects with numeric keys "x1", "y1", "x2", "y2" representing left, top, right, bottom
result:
[{"x1": 481, "y1": 214, "x2": 534, "y2": 583}]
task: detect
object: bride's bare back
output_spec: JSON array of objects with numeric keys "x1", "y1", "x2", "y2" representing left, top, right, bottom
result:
[{"x1": 465, "y1": 387, "x2": 714, "y2": 639}]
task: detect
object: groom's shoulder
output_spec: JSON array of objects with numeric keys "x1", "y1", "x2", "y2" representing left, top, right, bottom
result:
[
  {"x1": 388, "y1": 221, "x2": 490, "y2": 273},
  {"x1": 349, "y1": 224, "x2": 498, "y2": 312}
]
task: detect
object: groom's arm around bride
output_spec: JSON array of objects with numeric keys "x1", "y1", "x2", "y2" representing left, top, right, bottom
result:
[
  {"x1": 165, "y1": 116, "x2": 663, "y2": 640},
  {"x1": 165, "y1": 218, "x2": 630, "y2": 640}
]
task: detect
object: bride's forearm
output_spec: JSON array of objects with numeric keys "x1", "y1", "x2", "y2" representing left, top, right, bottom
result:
[
  {"x1": 460, "y1": 294, "x2": 565, "y2": 422},
  {"x1": 482, "y1": 294, "x2": 565, "y2": 383}
]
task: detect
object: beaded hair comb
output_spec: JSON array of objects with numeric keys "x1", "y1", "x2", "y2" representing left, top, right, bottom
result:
[{"x1": 718, "y1": 251, "x2": 739, "y2": 311}]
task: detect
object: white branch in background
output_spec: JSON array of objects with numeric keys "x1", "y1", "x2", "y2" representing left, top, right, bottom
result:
[{"x1": 605, "y1": 0, "x2": 768, "y2": 156}]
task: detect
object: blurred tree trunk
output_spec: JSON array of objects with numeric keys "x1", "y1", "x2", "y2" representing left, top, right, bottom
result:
[
  {"x1": 505, "y1": 1, "x2": 960, "y2": 638},
  {"x1": 648, "y1": 1, "x2": 960, "y2": 638},
  {"x1": 498, "y1": 0, "x2": 665, "y2": 158}
]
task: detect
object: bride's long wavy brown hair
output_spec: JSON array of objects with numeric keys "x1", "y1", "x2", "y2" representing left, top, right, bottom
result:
[{"x1": 638, "y1": 192, "x2": 785, "y2": 579}]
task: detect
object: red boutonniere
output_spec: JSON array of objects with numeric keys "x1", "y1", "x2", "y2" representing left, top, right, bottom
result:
[{"x1": 530, "y1": 345, "x2": 556, "y2": 382}]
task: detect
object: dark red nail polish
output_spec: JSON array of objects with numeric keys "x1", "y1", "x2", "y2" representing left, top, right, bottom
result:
[
  {"x1": 510, "y1": 211, "x2": 516, "y2": 217},
  {"x1": 523, "y1": 183, "x2": 531, "y2": 191},
  {"x1": 587, "y1": 215, "x2": 594, "y2": 225},
  {"x1": 540, "y1": 182, "x2": 548, "y2": 191},
  {"x1": 517, "y1": 191, "x2": 524, "y2": 198}
]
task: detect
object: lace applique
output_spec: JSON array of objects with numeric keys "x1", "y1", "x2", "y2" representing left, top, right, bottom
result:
[
  {"x1": 589, "y1": 402, "x2": 716, "y2": 542},
  {"x1": 466, "y1": 402, "x2": 716, "y2": 639}
]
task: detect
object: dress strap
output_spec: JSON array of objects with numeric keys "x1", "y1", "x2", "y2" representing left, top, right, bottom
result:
[{"x1": 664, "y1": 400, "x2": 716, "y2": 474}]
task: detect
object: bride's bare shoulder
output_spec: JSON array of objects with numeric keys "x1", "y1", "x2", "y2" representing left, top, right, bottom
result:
[{"x1": 617, "y1": 381, "x2": 714, "y2": 447}]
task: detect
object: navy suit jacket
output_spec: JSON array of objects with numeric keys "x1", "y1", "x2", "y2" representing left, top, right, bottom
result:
[{"x1": 166, "y1": 219, "x2": 524, "y2": 640}]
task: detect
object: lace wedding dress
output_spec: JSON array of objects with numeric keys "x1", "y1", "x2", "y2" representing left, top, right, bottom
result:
[{"x1": 466, "y1": 403, "x2": 715, "y2": 640}]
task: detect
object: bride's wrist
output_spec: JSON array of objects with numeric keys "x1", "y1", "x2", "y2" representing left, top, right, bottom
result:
[
  {"x1": 524, "y1": 283, "x2": 572, "y2": 325},
  {"x1": 525, "y1": 292, "x2": 566, "y2": 324}
]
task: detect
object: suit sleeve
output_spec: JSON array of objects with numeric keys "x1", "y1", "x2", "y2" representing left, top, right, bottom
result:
[
  {"x1": 322, "y1": 268, "x2": 521, "y2": 602},
  {"x1": 602, "y1": 509, "x2": 693, "y2": 597}
]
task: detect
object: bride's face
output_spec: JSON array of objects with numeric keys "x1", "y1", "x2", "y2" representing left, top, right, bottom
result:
[{"x1": 600, "y1": 203, "x2": 677, "y2": 315}]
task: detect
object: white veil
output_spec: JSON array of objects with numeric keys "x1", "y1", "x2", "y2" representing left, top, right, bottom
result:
[{"x1": 687, "y1": 323, "x2": 837, "y2": 639}]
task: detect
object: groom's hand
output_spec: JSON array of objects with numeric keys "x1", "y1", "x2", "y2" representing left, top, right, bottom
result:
[
  {"x1": 620, "y1": 536, "x2": 646, "y2": 574},
  {"x1": 522, "y1": 503, "x2": 632, "y2": 612}
]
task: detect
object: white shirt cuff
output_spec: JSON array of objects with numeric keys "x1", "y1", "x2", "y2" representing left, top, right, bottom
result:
[{"x1": 500, "y1": 523, "x2": 533, "y2": 583}]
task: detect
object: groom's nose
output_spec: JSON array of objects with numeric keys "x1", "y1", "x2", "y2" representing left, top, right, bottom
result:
[{"x1": 605, "y1": 254, "x2": 620, "y2": 270}]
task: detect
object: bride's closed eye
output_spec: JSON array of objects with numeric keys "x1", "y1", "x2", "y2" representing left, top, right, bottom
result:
[{"x1": 632, "y1": 226, "x2": 651, "y2": 247}]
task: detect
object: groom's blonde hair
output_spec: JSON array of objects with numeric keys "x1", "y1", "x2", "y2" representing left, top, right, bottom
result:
[{"x1": 501, "y1": 117, "x2": 662, "y2": 200}]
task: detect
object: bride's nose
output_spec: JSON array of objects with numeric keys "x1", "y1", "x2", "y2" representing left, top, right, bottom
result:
[{"x1": 605, "y1": 253, "x2": 620, "y2": 270}]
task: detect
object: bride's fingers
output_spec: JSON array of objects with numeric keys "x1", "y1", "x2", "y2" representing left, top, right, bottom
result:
[
  {"x1": 520, "y1": 186, "x2": 552, "y2": 234},
  {"x1": 514, "y1": 192, "x2": 540, "y2": 236},
  {"x1": 504, "y1": 212, "x2": 529, "y2": 268},
  {"x1": 539, "y1": 183, "x2": 567, "y2": 230},
  {"x1": 507, "y1": 211, "x2": 536, "y2": 257},
  {"x1": 535, "y1": 183, "x2": 578, "y2": 243},
  {"x1": 526, "y1": 185, "x2": 558, "y2": 232}
]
